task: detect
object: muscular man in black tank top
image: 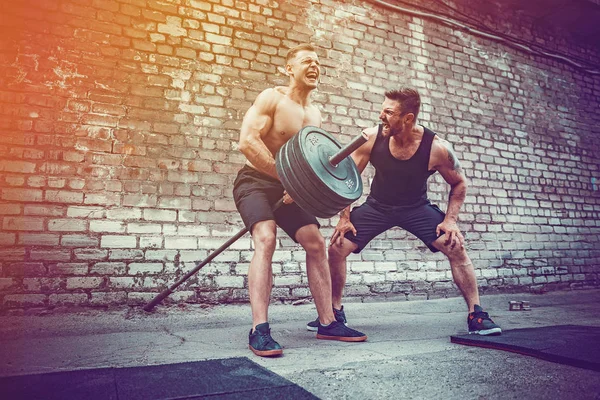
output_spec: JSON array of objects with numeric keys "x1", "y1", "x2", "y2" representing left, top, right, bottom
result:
[{"x1": 306, "y1": 87, "x2": 502, "y2": 336}]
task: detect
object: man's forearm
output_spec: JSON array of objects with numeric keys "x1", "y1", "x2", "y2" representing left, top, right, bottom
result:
[
  {"x1": 339, "y1": 205, "x2": 351, "y2": 219},
  {"x1": 240, "y1": 137, "x2": 278, "y2": 179},
  {"x1": 446, "y1": 182, "x2": 467, "y2": 221}
]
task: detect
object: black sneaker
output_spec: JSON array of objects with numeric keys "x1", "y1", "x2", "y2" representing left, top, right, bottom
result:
[
  {"x1": 317, "y1": 320, "x2": 367, "y2": 342},
  {"x1": 468, "y1": 305, "x2": 502, "y2": 336},
  {"x1": 248, "y1": 322, "x2": 283, "y2": 357},
  {"x1": 307, "y1": 306, "x2": 347, "y2": 331}
]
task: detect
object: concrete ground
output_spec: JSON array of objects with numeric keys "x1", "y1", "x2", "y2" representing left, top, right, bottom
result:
[{"x1": 1, "y1": 289, "x2": 600, "y2": 400}]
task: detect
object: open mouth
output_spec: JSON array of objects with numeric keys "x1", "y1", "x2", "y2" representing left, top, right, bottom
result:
[{"x1": 306, "y1": 71, "x2": 318, "y2": 80}]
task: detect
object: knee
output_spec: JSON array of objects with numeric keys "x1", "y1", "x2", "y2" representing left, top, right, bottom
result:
[
  {"x1": 444, "y1": 246, "x2": 469, "y2": 265},
  {"x1": 253, "y1": 229, "x2": 276, "y2": 254},
  {"x1": 328, "y1": 243, "x2": 347, "y2": 261},
  {"x1": 301, "y1": 234, "x2": 326, "y2": 256}
]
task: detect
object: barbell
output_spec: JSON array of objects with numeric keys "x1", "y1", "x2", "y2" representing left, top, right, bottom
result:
[{"x1": 144, "y1": 126, "x2": 368, "y2": 311}]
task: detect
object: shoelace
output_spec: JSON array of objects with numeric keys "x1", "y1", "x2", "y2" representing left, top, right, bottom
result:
[
  {"x1": 257, "y1": 331, "x2": 278, "y2": 347},
  {"x1": 473, "y1": 311, "x2": 489, "y2": 319},
  {"x1": 470, "y1": 310, "x2": 493, "y2": 324}
]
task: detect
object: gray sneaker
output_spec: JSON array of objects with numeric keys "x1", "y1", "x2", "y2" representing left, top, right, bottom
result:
[
  {"x1": 468, "y1": 305, "x2": 502, "y2": 336},
  {"x1": 317, "y1": 320, "x2": 367, "y2": 342},
  {"x1": 248, "y1": 322, "x2": 283, "y2": 357},
  {"x1": 306, "y1": 306, "x2": 347, "y2": 331}
]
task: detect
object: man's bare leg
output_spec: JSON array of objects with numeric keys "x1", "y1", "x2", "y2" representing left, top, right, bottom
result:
[
  {"x1": 432, "y1": 236, "x2": 480, "y2": 312},
  {"x1": 328, "y1": 238, "x2": 358, "y2": 310},
  {"x1": 248, "y1": 220, "x2": 277, "y2": 330},
  {"x1": 295, "y1": 224, "x2": 336, "y2": 325}
]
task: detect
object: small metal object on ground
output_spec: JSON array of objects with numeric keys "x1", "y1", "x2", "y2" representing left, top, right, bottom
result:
[{"x1": 509, "y1": 301, "x2": 531, "y2": 311}]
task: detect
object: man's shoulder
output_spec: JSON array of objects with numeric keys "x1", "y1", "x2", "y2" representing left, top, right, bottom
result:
[
  {"x1": 430, "y1": 134, "x2": 459, "y2": 170},
  {"x1": 431, "y1": 135, "x2": 450, "y2": 152},
  {"x1": 253, "y1": 87, "x2": 287, "y2": 112},
  {"x1": 420, "y1": 125, "x2": 438, "y2": 137},
  {"x1": 257, "y1": 86, "x2": 287, "y2": 100}
]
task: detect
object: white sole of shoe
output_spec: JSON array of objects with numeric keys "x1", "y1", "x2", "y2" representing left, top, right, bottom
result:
[
  {"x1": 469, "y1": 327, "x2": 502, "y2": 335},
  {"x1": 307, "y1": 322, "x2": 348, "y2": 332}
]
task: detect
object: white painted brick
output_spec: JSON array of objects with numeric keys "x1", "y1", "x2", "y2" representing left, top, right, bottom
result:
[
  {"x1": 177, "y1": 250, "x2": 208, "y2": 262},
  {"x1": 213, "y1": 251, "x2": 240, "y2": 262},
  {"x1": 145, "y1": 250, "x2": 178, "y2": 261},
  {"x1": 199, "y1": 238, "x2": 250, "y2": 250},
  {"x1": 350, "y1": 261, "x2": 374, "y2": 273},
  {"x1": 18, "y1": 233, "x2": 60, "y2": 246},
  {"x1": 48, "y1": 219, "x2": 87, "y2": 232},
  {"x1": 480, "y1": 268, "x2": 499, "y2": 278},
  {"x1": 106, "y1": 208, "x2": 142, "y2": 220},
  {"x1": 91, "y1": 262, "x2": 126, "y2": 275},
  {"x1": 101, "y1": 235, "x2": 137, "y2": 248},
  {"x1": 128, "y1": 222, "x2": 162, "y2": 234},
  {"x1": 385, "y1": 271, "x2": 407, "y2": 281},
  {"x1": 214, "y1": 275, "x2": 244, "y2": 288},
  {"x1": 90, "y1": 220, "x2": 126, "y2": 233},
  {"x1": 363, "y1": 274, "x2": 385, "y2": 284},
  {"x1": 406, "y1": 271, "x2": 427, "y2": 280},
  {"x1": 30, "y1": 249, "x2": 71, "y2": 261},
  {"x1": 165, "y1": 237, "x2": 197, "y2": 249},
  {"x1": 177, "y1": 225, "x2": 210, "y2": 236},
  {"x1": 129, "y1": 263, "x2": 164, "y2": 274},
  {"x1": 61, "y1": 235, "x2": 99, "y2": 247},
  {"x1": 140, "y1": 236, "x2": 163, "y2": 248},
  {"x1": 144, "y1": 209, "x2": 177, "y2": 221},
  {"x1": 375, "y1": 262, "x2": 398, "y2": 272},
  {"x1": 233, "y1": 263, "x2": 250, "y2": 275},
  {"x1": 67, "y1": 277, "x2": 103, "y2": 289},
  {"x1": 163, "y1": 224, "x2": 177, "y2": 235},
  {"x1": 274, "y1": 275, "x2": 301, "y2": 286},
  {"x1": 426, "y1": 271, "x2": 448, "y2": 281},
  {"x1": 109, "y1": 277, "x2": 138, "y2": 289},
  {"x1": 67, "y1": 206, "x2": 105, "y2": 218}
]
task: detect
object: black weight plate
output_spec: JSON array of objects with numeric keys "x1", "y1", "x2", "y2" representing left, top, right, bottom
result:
[
  {"x1": 277, "y1": 141, "x2": 330, "y2": 217},
  {"x1": 275, "y1": 127, "x2": 363, "y2": 218},
  {"x1": 295, "y1": 127, "x2": 362, "y2": 202},
  {"x1": 287, "y1": 137, "x2": 347, "y2": 212},
  {"x1": 285, "y1": 141, "x2": 341, "y2": 217}
]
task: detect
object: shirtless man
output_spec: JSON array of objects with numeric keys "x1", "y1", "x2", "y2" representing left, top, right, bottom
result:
[
  {"x1": 233, "y1": 44, "x2": 367, "y2": 357},
  {"x1": 307, "y1": 87, "x2": 501, "y2": 336}
]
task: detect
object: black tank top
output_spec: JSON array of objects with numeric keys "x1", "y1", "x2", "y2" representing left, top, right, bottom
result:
[{"x1": 370, "y1": 124, "x2": 436, "y2": 206}]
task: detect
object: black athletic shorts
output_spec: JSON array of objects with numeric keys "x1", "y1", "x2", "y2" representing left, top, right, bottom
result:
[
  {"x1": 344, "y1": 196, "x2": 445, "y2": 253},
  {"x1": 232, "y1": 165, "x2": 320, "y2": 242}
]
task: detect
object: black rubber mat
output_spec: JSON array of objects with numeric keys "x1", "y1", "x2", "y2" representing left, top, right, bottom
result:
[
  {"x1": 451, "y1": 325, "x2": 600, "y2": 371},
  {"x1": 0, "y1": 357, "x2": 318, "y2": 400}
]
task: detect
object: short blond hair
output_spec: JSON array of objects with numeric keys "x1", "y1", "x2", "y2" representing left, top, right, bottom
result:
[{"x1": 285, "y1": 43, "x2": 317, "y2": 64}]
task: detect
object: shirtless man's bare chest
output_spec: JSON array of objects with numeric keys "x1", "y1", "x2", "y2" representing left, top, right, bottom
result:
[{"x1": 262, "y1": 88, "x2": 321, "y2": 157}]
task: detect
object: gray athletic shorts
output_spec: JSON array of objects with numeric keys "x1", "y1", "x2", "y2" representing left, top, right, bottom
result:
[
  {"x1": 344, "y1": 196, "x2": 445, "y2": 253},
  {"x1": 232, "y1": 165, "x2": 320, "y2": 242}
]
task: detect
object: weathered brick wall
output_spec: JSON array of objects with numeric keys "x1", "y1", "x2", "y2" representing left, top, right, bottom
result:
[{"x1": 0, "y1": 0, "x2": 599, "y2": 311}]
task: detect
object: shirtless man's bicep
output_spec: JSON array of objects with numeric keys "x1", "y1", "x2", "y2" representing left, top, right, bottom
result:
[{"x1": 239, "y1": 88, "x2": 279, "y2": 179}]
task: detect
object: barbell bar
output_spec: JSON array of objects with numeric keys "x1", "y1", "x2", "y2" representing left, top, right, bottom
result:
[{"x1": 143, "y1": 127, "x2": 368, "y2": 311}]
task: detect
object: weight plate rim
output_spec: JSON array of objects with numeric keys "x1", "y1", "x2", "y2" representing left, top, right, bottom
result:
[
  {"x1": 289, "y1": 136, "x2": 352, "y2": 208},
  {"x1": 276, "y1": 141, "x2": 335, "y2": 218},
  {"x1": 296, "y1": 127, "x2": 363, "y2": 201}
]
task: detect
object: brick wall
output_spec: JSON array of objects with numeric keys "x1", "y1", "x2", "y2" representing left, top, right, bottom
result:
[{"x1": 0, "y1": 0, "x2": 599, "y2": 311}]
